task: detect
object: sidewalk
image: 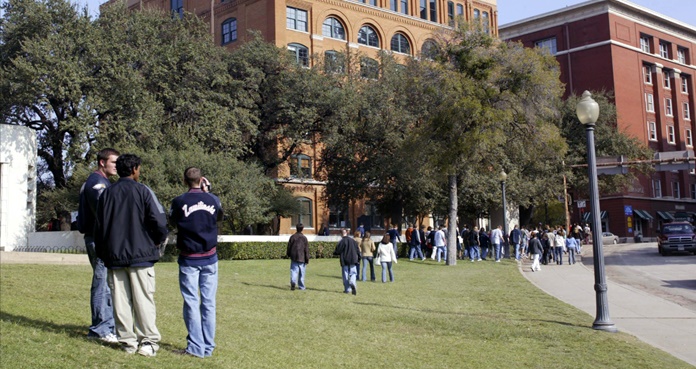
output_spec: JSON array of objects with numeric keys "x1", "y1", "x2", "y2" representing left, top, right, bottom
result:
[
  {"x1": 0, "y1": 251, "x2": 89, "y2": 265},
  {"x1": 520, "y1": 252, "x2": 696, "y2": 367}
]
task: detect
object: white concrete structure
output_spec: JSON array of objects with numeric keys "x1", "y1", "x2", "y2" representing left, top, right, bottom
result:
[{"x1": 0, "y1": 124, "x2": 37, "y2": 251}]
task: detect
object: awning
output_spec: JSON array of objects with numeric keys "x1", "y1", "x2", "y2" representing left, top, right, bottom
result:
[
  {"x1": 656, "y1": 211, "x2": 675, "y2": 221},
  {"x1": 582, "y1": 211, "x2": 608, "y2": 222},
  {"x1": 633, "y1": 209, "x2": 654, "y2": 221}
]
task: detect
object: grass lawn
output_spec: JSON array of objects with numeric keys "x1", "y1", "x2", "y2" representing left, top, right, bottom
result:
[{"x1": 0, "y1": 258, "x2": 691, "y2": 369}]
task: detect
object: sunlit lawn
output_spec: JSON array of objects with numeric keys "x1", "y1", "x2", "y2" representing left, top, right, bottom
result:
[{"x1": 0, "y1": 258, "x2": 691, "y2": 369}]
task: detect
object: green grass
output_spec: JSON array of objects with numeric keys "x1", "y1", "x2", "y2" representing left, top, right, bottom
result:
[{"x1": 0, "y1": 259, "x2": 691, "y2": 369}]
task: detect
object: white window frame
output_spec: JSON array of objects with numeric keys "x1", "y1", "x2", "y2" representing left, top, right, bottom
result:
[
  {"x1": 643, "y1": 65, "x2": 652, "y2": 84},
  {"x1": 663, "y1": 71, "x2": 671, "y2": 89},
  {"x1": 660, "y1": 41, "x2": 670, "y2": 58},
  {"x1": 648, "y1": 121, "x2": 657, "y2": 141},
  {"x1": 640, "y1": 35, "x2": 650, "y2": 53},
  {"x1": 646, "y1": 93, "x2": 654, "y2": 112},
  {"x1": 673, "y1": 181, "x2": 680, "y2": 198},
  {"x1": 665, "y1": 98, "x2": 673, "y2": 116},
  {"x1": 653, "y1": 179, "x2": 662, "y2": 198},
  {"x1": 683, "y1": 78, "x2": 690, "y2": 94},
  {"x1": 686, "y1": 129, "x2": 693, "y2": 147},
  {"x1": 286, "y1": 7, "x2": 308, "y2": 32},
  {"x1": 667, "y1": 125, "x2": 676, "y2": 144},
  {"x1": 534, "y1": 37, "x2": 557, "y2": 55},
  {"x1": 685, "y1": 103, "x2": 691, "y2": 121},
  {"x1": 677, "y1": 48, "x2": 686, "y2": 64}
]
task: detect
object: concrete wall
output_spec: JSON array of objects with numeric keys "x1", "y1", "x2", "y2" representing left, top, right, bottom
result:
[{"x1": 0, "y1": 125, "x2": 37, "y2": 251}]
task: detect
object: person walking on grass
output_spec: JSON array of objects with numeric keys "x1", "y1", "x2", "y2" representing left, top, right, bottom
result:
[
  {"x1": 409, "y1": 225, "x2": 425, "y2": 261},
  {"x1": 78, "y1": 148, "x2": 119, "y2": 344},
  {"x1": 170, "y1": 168, "x2": 223, "y2": 358},
  {"x1": 286, "y1": 223, "x2": 310, "y2": 291},
  {"x1": 491, "y1": 225, "x2": 504, "y2": 262},
  {"x1": 377, "y1": 234, "x2": 398, "y2": 282},
  {"x1": 359, "y1": 231, "x2": 376, "y2": 281},
  {"x1": 433, "y1": 225, "x2": 447, "y2": 262},
  {"x1": 528, "y1": 231, "x2": 543, "y2": 272},
  {"x1": 468, "y1": 226, "x2": 481, "y2": 262},
  {"x1": 334, "y1": 228, "x2": 361, "y2": 295},
  {"x1": 95, "y1": 154, "x2": 168, "y2": 357}
]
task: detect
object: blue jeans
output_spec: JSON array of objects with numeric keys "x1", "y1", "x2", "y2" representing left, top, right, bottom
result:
[
  {"x1": 85, "y1": 236, "x2": 115, "y2": 338},
  {"x1": 554, "y1": 247, "x2": 564, "y2": 265},
  {"x1": 290, "y1": 261, "x2": 307, "y2": 289},
  {"x1": 494, "y1": 242, "x2": 502, "y2": 261},
  {"x1": 512, "y1": 243, "x2": 521, "y2": 260},
  {"x1": 567, "y1": 247, "x2": 576, "y2": 264},
  {"x1": 435, "y1": 246, "x2": 446, "y2": 262},
  {"x1": 409, "y1": 245, "x2": 424, "y2": 260},
  {"x1": 481, "y1": 247, "x2": 489, "y2": 260},
  {"x1": 380, "y1": 262, "x2": 394, "y2": 282},
  {"x1": 469, "y1": 246, "x2": 480, "y2": 260},
  {"x1": 342, "y1": 265, "x2": 357, "y2": 292},
  {"x1": 361, "y1": 257, "x2": 375, "y2": 281},
  {"x1": 179, "y1": 263, "x2": 218, "y2": 358}
]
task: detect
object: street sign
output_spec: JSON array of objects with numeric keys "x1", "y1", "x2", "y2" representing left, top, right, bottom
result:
[{"x1": 577, "y1": 200, "x2": 586, "y2": 209}]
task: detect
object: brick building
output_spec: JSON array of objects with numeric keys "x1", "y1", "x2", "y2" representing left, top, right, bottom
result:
[
  {"x1": 107, "y1": 0, "x2": 498, "y2": 234},
  {"x1": 500, "y1": 0, "x2": 696, "y2": 239}
]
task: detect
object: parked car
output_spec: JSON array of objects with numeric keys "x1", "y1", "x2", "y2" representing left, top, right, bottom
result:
[
  {"x1": 601, "y1": 232, "x2": 619, "y2": 245},
  {"x1": 657, "y1": 222, "x2": 696, "y2": 256}
]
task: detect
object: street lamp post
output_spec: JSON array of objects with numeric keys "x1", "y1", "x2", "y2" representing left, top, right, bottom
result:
[
  {"x1": 576, "y1": 91, "x2": 618, "y2": 333},
  {"x1": 500, "y1": 170, "x2": 509, "y2": 258}
]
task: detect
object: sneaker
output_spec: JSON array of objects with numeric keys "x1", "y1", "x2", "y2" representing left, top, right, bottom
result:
[
  {"x1": 100, "y1": 333, "x2": 118, "y2": 344},
  {"x1": 531, "y1": 267, "x2": 534, "y2": 272},
  {"x1": 122, "y1": 344, "x2": 137, "y2": 354},
  {"x1": 477, "y1": 258, "x2": 482, "y2": 261},
  {"x1": 137, "y1": 342, "x2": 156, "y2": 357},
  {"x1": 350, "y1": 284, "x2": 357, "y2": 295},
  {"x1": 470, "y1": 259, "x2": 475, "y2": 262},
  {"x1": 495, "y1": 260, "x2": 500, "y2": 263},
  {"x1": 290, "y1": 282, "x2": 296, "y2": 291},
  {"x1": 173, "y1": 349, "x2": 200, "y2": 358}
]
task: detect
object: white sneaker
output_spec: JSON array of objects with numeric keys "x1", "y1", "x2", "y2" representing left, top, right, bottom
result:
[
  {"x1": 137, "y1": 342, "x2": 157, "y2": 357},
  {"x1": 101, "y1": 333, "x2": 118, "y2": 344},
  {"x1": 122, "y1": 344, "x2": 137, "y2": 354}
]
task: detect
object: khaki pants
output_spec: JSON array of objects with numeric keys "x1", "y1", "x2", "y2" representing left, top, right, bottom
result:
[{"x1": 108, "y1": 267, "x2": 160, "y2": 351}]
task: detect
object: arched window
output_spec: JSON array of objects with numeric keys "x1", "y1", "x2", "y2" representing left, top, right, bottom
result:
[
  {"x1": 358, "y1": 25, "x2": 379, "y2": 47},
  {"x1": 221, "y1": 18, "x2": 237, "y2": 45},
  {"x1": 360, "y1": 57, "x2": 379, "y2": 79},
  {"x1": 456, "y1": 4, "x2": 463, "y2": 16},
  {"x1": 482, "y1": 11, "x2": 490, "y2": 33},
  {"x1": 447, "y1": 1, "x2": 454, "y2": 26},
  {"x1": 322, "y1": 17, "x2": 346, "y2": 40},
  {"x1": 324, "y1": 50, "x2": 345, "y2": 74},
  {"x1": 292, "y1": 197, "x2": 313, "y2": 227},
  {"x1": 474, "y1": 9, "x2": 480, "y2": 21},
  {"x1": 288, "y1": 43, "x2": 309, "y2": 67},
  {"x1": 390, "y1": 33, "x2": 411, "y2": 54},
  {"x1": 421, "y1": 39, "x2": 438, "y2": 59},
  {"x1": 290, "y1": 154, "x2": 312, "y2": 178}
]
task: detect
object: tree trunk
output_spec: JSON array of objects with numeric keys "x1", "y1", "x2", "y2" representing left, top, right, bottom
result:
[{"x1": 446, "y1": 174, "x2": 457, "y2": 266}]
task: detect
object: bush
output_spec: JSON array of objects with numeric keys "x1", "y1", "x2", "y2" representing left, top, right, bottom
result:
[{"x1": 162, "y1": 241, "x2": 349, "y2": 261}]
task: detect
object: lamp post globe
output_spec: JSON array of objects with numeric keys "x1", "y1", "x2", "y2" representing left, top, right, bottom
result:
[{"x1": 577, "y1": 90, "x2": 617, "y2": 332}]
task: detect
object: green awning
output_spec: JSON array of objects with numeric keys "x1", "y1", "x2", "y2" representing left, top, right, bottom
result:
[{"x1": 633, "y1": 209, "x2": 653, "y2": 220}]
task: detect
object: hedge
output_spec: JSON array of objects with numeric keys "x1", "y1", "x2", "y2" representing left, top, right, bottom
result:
[{"x1": 161, "y1": 241, "x2": 412, "y2": 262}]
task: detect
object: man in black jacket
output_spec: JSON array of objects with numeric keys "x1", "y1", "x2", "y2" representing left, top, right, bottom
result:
[
  {"x1": 286, "y1": 223, "x2": 309, "y2": 291},
  {"x1": 95, "y1": 154, "x2": 168, "y2": 357},
  {"x1": 333, "y1": 228, "x2": 360, "y2": 295}
]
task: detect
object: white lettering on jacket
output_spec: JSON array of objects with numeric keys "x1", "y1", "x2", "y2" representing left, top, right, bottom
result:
[{"x1": 182, "y1": 201, "x2": 216, "y2": 217}]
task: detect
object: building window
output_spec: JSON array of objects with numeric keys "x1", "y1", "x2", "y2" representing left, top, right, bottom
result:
[
  {"x1": 358, "y1": 25, "x2": 379, "y2": 47},
  {"x1": 639, "y1": 34, "x2": 651, "y2": 53},
  {"x1": 677, "y1": 47, "x2": 687, "y2": 64},
  {"x1": 447, "y1": 1, "x2": 455, "y2": 26},
  {"x1": 421, "y1": 39, "x2": 438, "y2": 59},
  {"x1": 691, "y1": 184, "x2": 696, "y2": 199},
  {"x1": 534, "y1": 37, "x2": 557, "y2": 55},
  {"x1": 391, "y1": 33, "x2": 411, "y2": 54},
  {"x1": 324, "y1": 50, "x2": 344, "y2": 74},
  {"x1": 368, "y1": 0, "x2": 376, "y2": 5},
  {"x1": 645, "y1": 93, "x2": 654, "y2": 112},
  {"x1": 653, "y1": 179, "x2": 662, "y2": 198},
  {"x1": 665, "y1": 98, "x2": 673, "y2": 116},
  {"x1": 171, "y1": 0, "x2": 183, "y2": 18},
  {"x1": 683, "y1": 77, "x2": 690, "y2": 94},
  {"x1": 420, "y1": 0, "x2": 427, "y2": 19},
  {"x1": 360, "y1": 57, "x2": 379, "y2": 79},
  {"x1": 286, "y1": 7, "x2": 308, "y2": 32},
  {"x1": 390, "y1": 0, "x2": 397, "y2": 11},
  {"x1": 667, "y1": 125, "x2": 676, "y2": 144},
  {"x1": 673, "y1": 182, "x2": 680, "y2": 198},
  {"x1": 643, "y1": 65, "x2": 652, "y2": 84},
  {"x1": 659, "y1": 41, "x2": 670, "y2": 58},
  {"x1": 400, "y1": 0, "x2": 408, "y2": 14},
  {"x1": 663, "y1": 71, "x2": 671, "y2": 89},
  {"x1": 221, "y1": 18, "x2": 237, "y2": 45},
  {"x1": 292, "y1": 197, "x2": 313, "y2": 228},
  {"x1": 686, "y1": 129, "x2": 693, "y2": 146},
  {"x1": 288, "y1": 43, "x2": 309, "y2": 67},
  {"x1": 482, "y1": 11, "x2": 489, "y2": 34},
  {"x1": 456, "y1": 4, "x2": 463, "y2": 16},
  {"x1": 322, "y1": 17, "x2": 345, "y2": 40},
  {"x1": 685, "y1": 103, "x2": 691, "y2": 120},
  {"x1": 328, "y1": 205, "x2": 350, "y2": 228},
  {"x1": 364, "y1": 202, "x2": 383, "y2": 229},
  {"x1": 290, "y1": 154, "x2": 312, "y2": 178},
  {"x1": 429, "y1": 0, "x2": 437, "y2": 22},
  {"x1": 648, "y1": 121, "x2": 657, "y2": 141}
]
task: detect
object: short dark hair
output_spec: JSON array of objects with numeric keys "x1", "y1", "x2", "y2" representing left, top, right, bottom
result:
[
  {"x1": 116, "y1": 154, "x2": 141, "y2": 177},
  {"x1": 296, "y1": 223, "x2": 304, "y2": 232},
  {"x1": 184, "y1": 167, "x2": 202, "y2": 187},
  {"x1": 96, "y1": 148, "x2": 119, "y2": 167}
]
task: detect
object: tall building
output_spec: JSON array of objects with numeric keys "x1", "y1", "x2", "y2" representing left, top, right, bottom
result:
[
  {"x1": 107, "y1": 0, "x2": 498, "y2": 234},
  {"x1": 500, "y1": 0, "x2": 695, "y2": 239}
]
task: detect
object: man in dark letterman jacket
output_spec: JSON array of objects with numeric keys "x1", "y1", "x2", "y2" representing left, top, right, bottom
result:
[{"x1": 169, "y1": 167, "x2": 223, "y2": 358}]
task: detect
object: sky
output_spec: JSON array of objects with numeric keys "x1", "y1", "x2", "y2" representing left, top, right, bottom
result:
[{"x1": 72, "y1": 0, "x2": 696, "y2": 27}]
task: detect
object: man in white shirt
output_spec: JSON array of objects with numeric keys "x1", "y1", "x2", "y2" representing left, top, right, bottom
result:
[
  {"x1": 491, "y1": 225, "x2": 504, "y2": 262},
  {"x1": 433, "y1": 226, "x2": 447, "y2": 262}
]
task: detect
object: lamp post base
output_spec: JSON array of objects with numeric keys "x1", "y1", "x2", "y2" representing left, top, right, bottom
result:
[{"x1": 592, "y1": 321, "x2": 618, "y2": 333}]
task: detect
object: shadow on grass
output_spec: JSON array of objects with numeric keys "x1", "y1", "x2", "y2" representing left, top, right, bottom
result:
[
  {"x1": 240, "y1": 281, "x2": 345, "y2": 295},
  {"x1": 316, "y1": 274, "x2": 342, "y2": 279}
]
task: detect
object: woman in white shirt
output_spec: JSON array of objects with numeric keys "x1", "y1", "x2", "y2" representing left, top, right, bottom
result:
[
  {"x1": 554, "y1": 229, "x2": 566, "y2": 265},
  {"x1": 377, "y1": 234, "x2": 398, "y2": 282}
]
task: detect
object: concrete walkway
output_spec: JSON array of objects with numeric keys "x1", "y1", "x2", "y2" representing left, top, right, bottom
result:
[
  {"x1": 0, "y1": 251, "x2": 89, "y2": 265},
  {"x1": 520, "y1": 251, "x2": 696, "y2": 367}
]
